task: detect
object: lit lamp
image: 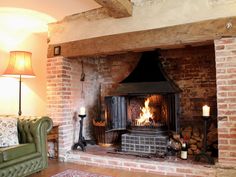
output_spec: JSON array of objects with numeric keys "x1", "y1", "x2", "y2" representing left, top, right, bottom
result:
[{"x1": 2, "y1": 51, "x2": 35, "y2": 116}]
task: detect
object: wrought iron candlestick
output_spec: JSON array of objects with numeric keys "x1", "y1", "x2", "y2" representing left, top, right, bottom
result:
[
  {"x1": 195, "y1": 116, "x2": 214, "y2": 164},
  {"x1": 72, "y1": 114, "x2": 87, "y2": 151}
]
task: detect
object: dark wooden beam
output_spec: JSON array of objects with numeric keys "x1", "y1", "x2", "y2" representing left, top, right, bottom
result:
[
  {"x1": 94, "y1": 0, "x2": 132, "y2": 18},
  {"x1": 48, "y1": 17, "x2": 236, "y2": 58}
]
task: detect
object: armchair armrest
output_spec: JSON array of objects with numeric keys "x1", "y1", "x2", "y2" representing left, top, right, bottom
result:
[{"x1": 18, "y1": 116, "x2": 53, "y2": 168}]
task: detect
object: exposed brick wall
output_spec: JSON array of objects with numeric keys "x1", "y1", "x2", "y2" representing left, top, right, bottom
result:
[
  {"x1": 214, "y1": 37, "x2": 236, "y2": 166},
  {"x1": 47, "y1": 54, "x2": 139, "y2": 157},
  {"x1": 47, "y1": 56, "x2": 74, "y2": 157},
  {"x1": 70, "y1": 58, "x2": 99, "y2": 140},
  {"x1": 159, "y1": 45, "x2": 217, "y2": 126}
]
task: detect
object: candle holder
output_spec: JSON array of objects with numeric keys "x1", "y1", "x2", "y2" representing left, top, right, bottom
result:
[
  {"x1": 195, "y1": 116, "x2": 214, "y2": 164},
  {"x1": 72, "y1": 114, "x2": 87, "y2": 151}
]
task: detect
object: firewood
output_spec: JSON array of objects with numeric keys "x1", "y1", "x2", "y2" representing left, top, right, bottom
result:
[
  {"x1": 190, "y1": 144, "x2": 197, "y2": 151},
  {"x1": 189, "y1": 138, "x2": 197, "y2": 145},
  {"x1": 188, "y1": 148, "x2": 193, "y2": 155}
]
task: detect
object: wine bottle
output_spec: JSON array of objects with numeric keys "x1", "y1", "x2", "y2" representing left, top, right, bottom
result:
[{"x1": 180, "y1": 142, "x2": 188, "y2": 160}]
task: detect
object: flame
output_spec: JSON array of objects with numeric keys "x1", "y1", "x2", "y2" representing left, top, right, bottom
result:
[{"x1": 136, "y1": 98, "x2": 153, "y2": 126}]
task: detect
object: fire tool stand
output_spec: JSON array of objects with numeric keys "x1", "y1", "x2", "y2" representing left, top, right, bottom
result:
[
  {"x1": 195, "y1": 116, "x2": 214, "y2": 164},
  {"x1": 72, "y1": 114, "x2": 87, "y2": 151}
]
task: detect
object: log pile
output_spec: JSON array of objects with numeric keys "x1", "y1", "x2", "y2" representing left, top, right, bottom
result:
[
  {"x1": 180, "y1": 124, "x2": 218, "y2": 156},
  {"x1": 181, "y1": 126, "x2": 203, "y2": 155}
]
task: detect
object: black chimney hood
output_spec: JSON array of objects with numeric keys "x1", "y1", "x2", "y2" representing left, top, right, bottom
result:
[{"x1": 113, "y1": 51, "x2": 181, "y2": 95}]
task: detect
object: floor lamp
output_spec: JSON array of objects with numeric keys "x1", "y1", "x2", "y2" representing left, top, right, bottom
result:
[{"x1": 2, "y1": 51, "x2": 35, "y2": 116}]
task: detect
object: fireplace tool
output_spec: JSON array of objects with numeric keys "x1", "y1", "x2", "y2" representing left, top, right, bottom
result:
[
  {"x1": 72, "y1": 114, "x2": 87, "y2": 151},
  {"x1": 195, "y1": 116, "x2": 214, "y2": 164}
]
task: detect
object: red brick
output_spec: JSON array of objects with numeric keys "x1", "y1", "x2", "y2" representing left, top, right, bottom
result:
[
  {"x1": 123, "y1": 162, "x2": 138, "y2": 168},
  {"x1": 157, "y1": 165, "x2": 176, "y2": 172},
  {"x1": 140, "y1": 164, "x2": 156, "y2": 170},
  {"x1": 217, "y1": 92, "x2": 228, "y2": 97},
  {"x1": 219, "y1": 139, "x2": 229, "y2": 144},
  {"x1": 228, "y1": 80, "x2": 236, "y2": 85},
  {"x1": 216, "y1": 74, "x2": 229, "y2": 79},
  {"x1": 215, "y1": 45, "x2": 225, "y2": 50},
  {"x1": 218, "y1": 98, "x2": 236, "y2": 104},
  {"x1": 226, "y1": 57, "x2": 236, "y2": 62},
  {"x1": 215, "y1": 38, "x2": 236, "y2": 45},
  {"x1": 80, "y1": 156, "x2": 92, "y2": 162},
  {"x1": 108, "y1": 160, "x2": 122, "y2": 166},
  {"x1": 230, "y1": 128, "x2": 236, "y2": 133},
  {"x1": 194, "y1": 170, "x2": 215, "y2": 176},
  {"x1": 226, "y1": 44, "x2": 236, "y2": 50},
  {"x1": 219, "y1": 134, "x2": 236, "y2": 139},
  {"x1": 219, "y1": 145, "x2": 236, "y2": 150},
  {"x1": 219, "y1": 157, "x2": 236, "y2": 161},
  {"x1": 218, "y1": 86, "x2": 236, "y2": 91},
  {"x1": 227, "y1": 68, "x2": 236, "y2": 73},
  {"x1": 215, "y1": 51, "x2": 233, "y2": 57},
  {"x1": 229, "y1": 116, "x2": 236, "y2": 121},
  {"x1": 229, "y1": 152, "x2": 236, "y2": 157},
  {"x1": 218, "y1": 128, "x2": 229, "y2": 133},
  {"x1": 219, "y1": 151, "x2": 230, "y2": 157},
  {"x1": 93, "y1": 158, "x2": 107, "y2": 163},
  {"x1": 216, "y1": 68, "x2": 226, "y2": 74},
  {"x1": 230, "y1": 140, "x2": 236, "y2": 144},
  {"x1": 229, "y1": 104, "x2": 236, "y2": 109},
  {"x1": 219, "y1": 122, "x2": 236, "y2": 127},
  {"x1": 218, "y1": 103, "x2": 228, "y2": 109}
]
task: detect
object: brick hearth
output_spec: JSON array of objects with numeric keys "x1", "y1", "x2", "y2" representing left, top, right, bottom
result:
[
  {"x1": 46, "y1": 37, "x2": 236, "y2": 175},
  {"x1": 66, "y1": 146, "x2": 217, "y2": 177}
]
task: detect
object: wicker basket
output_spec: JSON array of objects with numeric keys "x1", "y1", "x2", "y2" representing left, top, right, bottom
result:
[{"x1": 93, "y1": 119, "x2": 120, "y2": 147}]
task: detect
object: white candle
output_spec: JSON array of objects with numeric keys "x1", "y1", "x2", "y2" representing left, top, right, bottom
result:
[
  {"x1": 202, "y1": 105, "x2": 210, "y2": 117},
  {"x1": 80, "y1": 107, "x2": 86, "y2": 115}
]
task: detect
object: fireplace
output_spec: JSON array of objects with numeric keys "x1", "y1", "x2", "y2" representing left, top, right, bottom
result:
[
  {"x1": 47, "y1": 41, "x2": 219, "y2": 159},
  {"x1": 104, "y1": 51, "x2": 180, "y2": 155}
]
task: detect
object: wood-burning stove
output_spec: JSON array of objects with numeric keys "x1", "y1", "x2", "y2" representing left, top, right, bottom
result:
[{"x1": 104, "y1": 51, "x2": 181, "y2": 155}]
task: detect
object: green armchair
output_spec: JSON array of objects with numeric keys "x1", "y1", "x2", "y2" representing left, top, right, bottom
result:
[{"x1": 0, "y1": 116, "x2": 53, "y2": 177}]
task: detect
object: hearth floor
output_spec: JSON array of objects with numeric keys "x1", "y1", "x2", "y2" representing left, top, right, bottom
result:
[
  {"x1": 65, "y1": 145, "x2": 219, "y2": 177},
  {"x1": 69, "y1": 144, "x2": 215, "y2": 165}
]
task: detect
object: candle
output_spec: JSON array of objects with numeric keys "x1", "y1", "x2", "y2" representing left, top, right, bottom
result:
[
  {"x1": 202, "y1": 105, "x2": 210, "y2": 117},
  {"x1": 80, "y1": 107, "x2": 86, "y2": 115}
]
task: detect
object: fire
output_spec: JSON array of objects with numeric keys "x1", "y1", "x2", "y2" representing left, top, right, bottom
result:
[{"x1": 136, "y1": 98, "x2": 153, "y2": 126}]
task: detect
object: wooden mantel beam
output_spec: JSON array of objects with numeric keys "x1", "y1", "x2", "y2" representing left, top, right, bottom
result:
[
  {"x1": 94, "y1": 0, "x2": 132, "y2": 18},
  {"x1": 48, "y1": 17, "x2": 236, "y2": 58}
]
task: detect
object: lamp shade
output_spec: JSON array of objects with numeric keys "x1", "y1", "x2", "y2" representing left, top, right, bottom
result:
[{"x1": 3, "y1": 51, "x2": 35, "y2": 78}]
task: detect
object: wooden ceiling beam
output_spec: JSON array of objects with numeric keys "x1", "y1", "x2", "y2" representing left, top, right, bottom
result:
[
  {"x1": 48, "y1": 17, "x2": 236, "y2": 58},
  {"x1": 94, "y1": 0, "x2": 132, "y2": 18}
]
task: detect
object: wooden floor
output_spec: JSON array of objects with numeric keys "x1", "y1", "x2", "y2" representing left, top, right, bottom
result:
[{"x1": 30, "y1": 160, "x2": 169, "y2": 177}]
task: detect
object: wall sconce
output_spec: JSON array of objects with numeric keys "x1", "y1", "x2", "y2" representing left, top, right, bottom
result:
[{"x1": 2, "y1": 51, "x2": 35, "y2": 116}]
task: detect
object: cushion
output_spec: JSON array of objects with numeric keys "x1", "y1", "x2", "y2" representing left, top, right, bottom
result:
[
  {"x1": 0, "y1": 143, "x2": 36, "y2": 162},
  {"x1": 0, "y1": 117, "x2": 19, "y2": 147}
]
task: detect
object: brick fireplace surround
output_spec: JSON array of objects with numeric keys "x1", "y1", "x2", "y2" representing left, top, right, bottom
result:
[{"x1": 47, "y1": 38, "x2": 236, "y2": 176}]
